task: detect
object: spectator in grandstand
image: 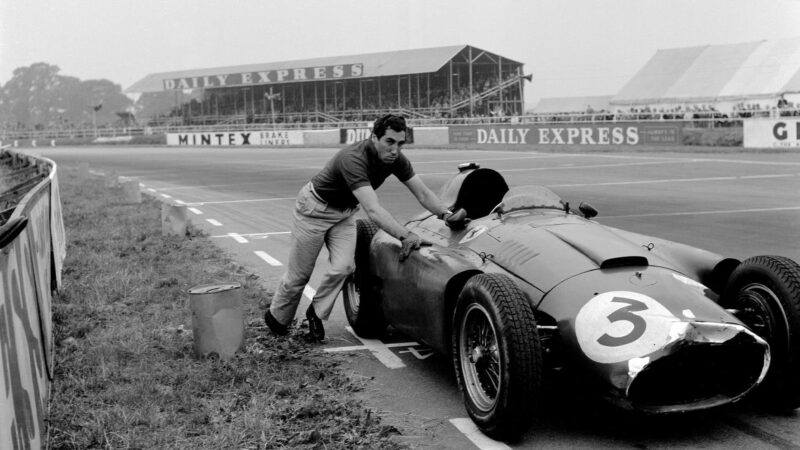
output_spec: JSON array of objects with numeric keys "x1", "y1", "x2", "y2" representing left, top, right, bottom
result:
[
  {"x1": 264, "y1": 114, "x2": 468, "y2": 341},
  {"x1": 777, "y1": 94, "x2": 789, "y2": 109}
]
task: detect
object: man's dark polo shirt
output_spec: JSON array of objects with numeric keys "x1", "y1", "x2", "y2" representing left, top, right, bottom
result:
[{"x1": 310, "y1": 138, "x2": 414, "y2": 209}]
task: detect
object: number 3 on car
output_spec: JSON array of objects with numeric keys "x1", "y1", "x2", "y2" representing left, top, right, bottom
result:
[{"x1": 575, "y1": 291, "x2": 680, "y2": 364}]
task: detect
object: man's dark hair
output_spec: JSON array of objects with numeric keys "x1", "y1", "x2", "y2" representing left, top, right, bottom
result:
[{"x1": 372, "y1": 114, "x2": 407, "y2": 139}]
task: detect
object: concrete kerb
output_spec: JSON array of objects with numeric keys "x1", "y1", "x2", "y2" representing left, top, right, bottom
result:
[{"x1": 78, "y1": 164, "x2": 189, "y2": 235}]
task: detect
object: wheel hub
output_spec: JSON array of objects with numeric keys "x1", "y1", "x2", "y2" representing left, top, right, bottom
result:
[{"x1": 470, "y1": 346, "x2": 485, "y2": 363}]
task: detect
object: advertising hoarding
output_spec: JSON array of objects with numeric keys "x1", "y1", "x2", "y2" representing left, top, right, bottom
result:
[
  {"x1": 448, "y1": 123, "x2": 681, "y2": 146},
  {"x1": 744, "y1": 119, "x2": 800, "y2": 148},
  {"x1": 167, "y1": 130, "x2": 304, "y2": 146}
]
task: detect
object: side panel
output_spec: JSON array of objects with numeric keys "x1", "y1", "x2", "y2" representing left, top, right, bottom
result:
[{"x1": 372, "y1": 228, "x2": 484, "y2": 353}]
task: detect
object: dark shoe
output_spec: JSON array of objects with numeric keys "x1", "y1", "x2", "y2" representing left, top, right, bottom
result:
[
  {"x1": 306, "y1": 305, "x2": 325, "y2": 341},
  {"x1": 264, "y1": 310, "x2": 289, "y2": 336}
]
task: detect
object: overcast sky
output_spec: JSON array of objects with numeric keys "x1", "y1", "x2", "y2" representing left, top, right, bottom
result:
[{"x1": 2, "y1": 0, "x2": 799, "y2": 107}]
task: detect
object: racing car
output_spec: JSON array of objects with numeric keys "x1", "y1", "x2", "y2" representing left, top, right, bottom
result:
[{"x1": 342, "y1": 163, "x2": 800, "y2": 440}]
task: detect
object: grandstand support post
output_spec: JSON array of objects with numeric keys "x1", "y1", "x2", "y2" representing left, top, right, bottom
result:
[
  {"x1": 449, "y1": 61, "x2": 453, "y2": 109},
  {"x1": 518, "y1": 68, "x2": 524, "y2": 115},
  {"x1": 469, "y1": 46, "x2": 473, "y2": 117},
  {"x1": 498, "y1": 56, "x2": 503, "y2": 114},
  {"x1": 265, "y1": 88, "x2": 281, "y2": 128}
]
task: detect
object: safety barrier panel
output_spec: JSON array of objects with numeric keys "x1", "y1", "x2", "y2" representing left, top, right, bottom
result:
[{"x1": 1, "y1": 148, "x2": 65, "y2": 449}]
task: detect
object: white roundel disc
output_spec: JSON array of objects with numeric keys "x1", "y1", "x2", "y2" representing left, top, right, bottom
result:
[{"x1": 575, "y1": 291, "x2": 679, "y2": 364}]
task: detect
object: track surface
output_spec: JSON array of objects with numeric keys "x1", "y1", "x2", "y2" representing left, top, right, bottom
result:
[{"x1": 42, "y1": 146, "x2": 800, "y2": 449}]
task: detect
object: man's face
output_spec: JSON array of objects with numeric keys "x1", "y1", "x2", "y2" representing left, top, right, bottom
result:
[{"x1": 372, "y1": 129, "x2": 406, "y2": 164}]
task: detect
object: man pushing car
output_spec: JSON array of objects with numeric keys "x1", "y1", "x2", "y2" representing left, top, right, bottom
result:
[{"x1": 265, "y1": 114, "x2": 467, "y2": 341}]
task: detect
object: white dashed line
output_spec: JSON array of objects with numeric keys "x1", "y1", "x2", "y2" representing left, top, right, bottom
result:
[
  {"x1": 210, "y1": 231, "x2": 291, "y2": 238},
  {"x1": 254, "y1": 250, "x2": 282, "y2": 266},
  {"x1": 147, "y1": 188, "x2": 157, "y2": 193},
  {"x1": 188, "y1": 207, "x2": 203, "y2": 215},
  {"x1": 187, "y1": 197, "x2": 294, "y2": 206},
  {"x1": 449, "y1": 418, "x2": 511, "y2": 450},
  {"x1": 228, "y1": 233, "x2": 248, "y2": 243},
  {"x1": 324, "y1": 341, "x2": 419, "y2": 352},
  {"x1": 343, "y1": 327, "x2": 406, "y2": 369},
  {"x1": 206, "y1": 219, "x2": 222, "y2": 226},
  {"x1": 174, "y1": 199, "x2": 186, "y2": 205},
  {"x1": 160, "y1": 193, "x2": 172, "y2": 199}
]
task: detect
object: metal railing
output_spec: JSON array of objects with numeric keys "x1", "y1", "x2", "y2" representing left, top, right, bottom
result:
[{"x1": 3, "y1": 108, "x2": 798, "y2": 141}]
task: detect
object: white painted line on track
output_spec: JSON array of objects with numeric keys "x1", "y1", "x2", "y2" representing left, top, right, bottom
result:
[
  {"x1": 343, "y1": 327, "x2": 407, "y2": 369},
  {"x1": 160, "y1": 193, "x2": 172, "y2": 199},
  {"x1": 324, "y1": 341, "x2": 419, "y2": 352},
  {"x1": 188, "y1": 207, "x2": 203, "y2": 215},
  {"x1": 421, "y1": 159, "x2": 694, "y2": 177},
  {"x1": 228, "y1": 233, "x2": 248, "y2": 243},
  {"x1": 174, "y1": 199, "x2": 186, "y2": 205},
  {"x1": 147, "y1": 188, "x2": 157, "y2": 193},
  {"x1": 449, "y1": 418, "x2": 512, "y2": 450},
  {"x1": 139, "y1": 183, "x2": 146, "y2": 187},
  {"x1": 211, "y1": 231, "x2": 291, "y2": 238},
  {"x1": 604, "y1": 206, "x2": 800, "y2": 219},
  {"x1": 550, "y1": 173, "x2": 799, "y2": 188},
  {"x1": 206, "y1": 219, "x2": 222, "y2": 226},
  {"x1": 187, "y1": 197, "x2": 294, "y2": 206},
  {"x1": 254, "y1": 250, "x2": 282, "y2": 266}
]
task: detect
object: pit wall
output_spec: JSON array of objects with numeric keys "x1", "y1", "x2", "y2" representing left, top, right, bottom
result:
[
  {"x1": 1, "y1": 121, "x2": 760, "y2": 148},
  {"x1": 0, "y1": 148, "x2": 65, "y2": 450}
]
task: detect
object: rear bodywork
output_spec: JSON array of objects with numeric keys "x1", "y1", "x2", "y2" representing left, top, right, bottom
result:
[{"x1": 364, "y1": 166, "x2": 770, "y2": 413}]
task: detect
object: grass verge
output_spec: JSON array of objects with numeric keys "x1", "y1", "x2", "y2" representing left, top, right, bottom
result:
[{"x1": 49, "y1": 167, "x2": 405, "y2": 449}]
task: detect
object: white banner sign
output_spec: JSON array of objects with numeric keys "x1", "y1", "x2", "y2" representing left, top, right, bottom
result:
[
  {"x1": 167, "y1": 130, "x2": 304, "y2": 146},
  {"x1": 744, "y1": 119, "x2": 800, "y2": 148}
]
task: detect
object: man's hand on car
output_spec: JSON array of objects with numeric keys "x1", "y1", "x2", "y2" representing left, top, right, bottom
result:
[
  {"x1": 441, "y1": 208, "x2": 470, "y2": 230},
  {"x1": 400, "y1": 232, "x2": 431, "y2": 261}
]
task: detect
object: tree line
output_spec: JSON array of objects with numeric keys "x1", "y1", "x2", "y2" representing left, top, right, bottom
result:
[{"x1": 0, "y1": 63, "x2": 134, "y2": 131}]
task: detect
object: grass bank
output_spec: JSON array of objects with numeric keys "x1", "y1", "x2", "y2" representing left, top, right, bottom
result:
[{"x1": 49, "y1": 168, "x2": 405, "y2": 449}]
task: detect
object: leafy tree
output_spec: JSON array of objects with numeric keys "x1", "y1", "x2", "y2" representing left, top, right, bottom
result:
[{"x1": 0, "y1": 62, "x2": 133, "y2": 130}]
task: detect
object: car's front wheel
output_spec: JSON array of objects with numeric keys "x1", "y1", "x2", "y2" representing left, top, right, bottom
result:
[
  {"x1": 722, "y1": 255, "x2": 800, "y2": 411},
  {"x1": 452, "y1": 273, "x2": 543, "y2": 440},
  {"x1": 342, "y1": 219, "x2": 386, "y2": 338}
]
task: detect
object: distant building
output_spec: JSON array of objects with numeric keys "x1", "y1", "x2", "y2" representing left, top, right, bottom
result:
[
  {"x1": 126, "y1": 45, "x2": 530, "y2": 126},
  {"x1": 610, "y1": 36, "x2": 800, "y2": 113}
]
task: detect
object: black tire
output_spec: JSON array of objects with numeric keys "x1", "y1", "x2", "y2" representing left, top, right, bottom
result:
[
  {"x1": 721, "y1": 255, "x2": 800, "y2": 411},
  {"x1": 342, "y1": 219, "x2": 387, "y2": 338},
  {"x1": 451, "y1": 273, "x2": 543, "y2": 440}
]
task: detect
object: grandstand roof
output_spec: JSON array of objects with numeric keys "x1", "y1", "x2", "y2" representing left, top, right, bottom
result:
[
  {"x1": 611, "y1": 36, "x2": 800, "y2": 105},
  {"x1": 532, "y1": 95, "x2": 613, "y2": 113},
  {"x1": 126, "y1": 45, "x2": 522, "y2": 93}
]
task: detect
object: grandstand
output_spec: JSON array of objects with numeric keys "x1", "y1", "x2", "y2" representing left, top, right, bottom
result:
[
  {"x1": 125, "y1": 45, "x2": 530, "y2": 126},
  {"x1": 610, "y1": 36, "x2": 800, "y2": 116}
]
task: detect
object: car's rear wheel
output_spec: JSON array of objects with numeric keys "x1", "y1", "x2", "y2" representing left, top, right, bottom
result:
[
  {"x1": 452, "y1": 273, "x2": 542, "y2": 440},
  {"x1": 722, "y1": 255, "x2": 800, "y2": 411},
  {"x1": 343, "y1": 219, "x2": 386, "y2": 338}
]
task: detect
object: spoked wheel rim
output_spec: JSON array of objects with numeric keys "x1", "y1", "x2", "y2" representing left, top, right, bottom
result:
[
  {"x1": 344, "y1": 275, "x2": 360, "y2": 315},
  {"x1": 458, "y1": 303, "x2": 501, "y2": 412},
  {"x1": 736, "y1": 282, "x2": 789, "y2": 345}
]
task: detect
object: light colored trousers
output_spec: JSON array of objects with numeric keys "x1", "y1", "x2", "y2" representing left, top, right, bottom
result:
[{"x1": 270, "y1": 182, "x2": 358, "y2": 325}]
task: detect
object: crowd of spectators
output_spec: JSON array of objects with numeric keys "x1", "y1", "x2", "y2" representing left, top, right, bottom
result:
[{"x1": 528, "y1": 95, "x2": 799, "y2": 125}]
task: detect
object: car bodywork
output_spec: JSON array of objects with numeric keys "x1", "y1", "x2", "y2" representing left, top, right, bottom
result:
[
  {"x1": 358, "y1": 165, "x2": 774, "y2": 415},
  {"x1": 345, "y1": 164, "x2": 800, "y2": 438}
]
